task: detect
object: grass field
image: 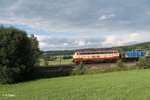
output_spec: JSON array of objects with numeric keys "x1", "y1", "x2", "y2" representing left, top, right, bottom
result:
[
  {"x1": 39, "y1": 58, "x2": 73, "y2": 66},
  {"x1": 1, "y1": 69, "x2": 150, "y2": 100}
]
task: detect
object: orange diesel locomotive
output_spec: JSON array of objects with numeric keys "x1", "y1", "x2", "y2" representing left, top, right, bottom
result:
[{"x1": 73, "y1": 50, "x2": 120, "y2": 63}]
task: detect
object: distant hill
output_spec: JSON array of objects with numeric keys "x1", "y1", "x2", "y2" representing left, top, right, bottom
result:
[
  {"x1": 43, "y1": 42, "x2": 150, "y2": 56},
  {"x1": 112, "y1": 42, "x2": 150, "y2": 51}
]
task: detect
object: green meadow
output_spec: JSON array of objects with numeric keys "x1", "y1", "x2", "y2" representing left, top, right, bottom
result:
[
  {"x1": 1, "y1": 69, "x2": 150, "y2": 100},
  {"x1": 39, "y1": 58, "x2": 73, "y2": 66}
]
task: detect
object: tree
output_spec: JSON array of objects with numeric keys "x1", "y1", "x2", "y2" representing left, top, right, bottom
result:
[
  {"x1": 0, "y1": 26, "x2": 40, "y2": 84},
  {"x1": 137, "y1": 57, "x2": 150, "y2": 69},
  {"x1": 29, "y1": 34, "x2": 40, "y2": 66},
  {"x1": 116, "y1": 48, "x2": 123, "y2": 52}
]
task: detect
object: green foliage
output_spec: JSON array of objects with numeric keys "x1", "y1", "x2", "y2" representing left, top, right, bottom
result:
[
  {"x1": 116, "y1": 60, "x2": 126, "y2": 70},
  {"x1": 137, "y1": 57, "x2": 150, "y2": 69},
  {"x1": 0, "y1": 66, "x2": 20, "y2": 84},
  {"x1": 43, "y1": 61, "x2": 49, "y2": 66},
  {"x1": 62, "y1": 55, "x2": 72, "y2": 60},
  {"x1": 79, "y1": 61, "x2": 84, "y2": 70},
  {"x1": 29, "y1": 34, "x2": 40, "y2": 66},
  {"x1": 0, "y1": 26, "x2": 40, "y2": 84},
  {"x1": 41, "y1": 54, "x2": 57, "y2": 61},
  {"x1": 72, "y1": 61, "x2": 86, "y2": 75},
  {"x1": 116, "y1": 47, "x2": 123, "y2": 52}
]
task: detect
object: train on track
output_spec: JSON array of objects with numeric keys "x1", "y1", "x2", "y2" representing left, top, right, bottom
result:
[{"x1": 72, "y1": 49, "x2": 150, "y2": 64}]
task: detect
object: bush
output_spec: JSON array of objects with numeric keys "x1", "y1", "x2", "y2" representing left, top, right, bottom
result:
[
  {"x1": 0, "y1": 67, "x2": 20, "y2": 84},
  {"x1": 137, "y1": 57, "x2": 150, "y2": 69},
  {"x1": 63, "y1": 55, "x2": 72, "y2": 60},
  {"x1": 41, "y1": 55, "x2": 57, "y2": 61},
  {"x1": 71, "y1": 61, "x2": 86, "y2": 75},
  {"x1": 79, "y1": 61, "x2": 86, "y2": 74},
  {"x1": 44, "y1": 61, "x2": 49, "y2": 66},
  {"x1": 0, "y1": 26, "x2": 40, "y2": 84},
  {"x1": 116, "y1": 60, "x2": 126, "y2": 70}
]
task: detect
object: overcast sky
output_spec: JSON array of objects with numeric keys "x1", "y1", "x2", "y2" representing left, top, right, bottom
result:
[{"x1": 0, "y1": 0, "x2": 150, "y2": 50}]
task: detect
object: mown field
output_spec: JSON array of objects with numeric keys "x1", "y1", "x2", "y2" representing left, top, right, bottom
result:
[
  {"x1": 1, "y1": 69, "x2": 150, "y2": 100},
  {"x1": 39, "y1": 58, "x2": 73, "y2": 66}
]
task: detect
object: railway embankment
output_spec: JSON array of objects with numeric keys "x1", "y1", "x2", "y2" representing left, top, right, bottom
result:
[{"x1": 37, "y1": 62, "x2": 137, "y2": 78}]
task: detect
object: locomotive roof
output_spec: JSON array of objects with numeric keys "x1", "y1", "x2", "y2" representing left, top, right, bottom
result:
[{"x1": 75, "y1": 50, "x2": 118, "y2": 53}]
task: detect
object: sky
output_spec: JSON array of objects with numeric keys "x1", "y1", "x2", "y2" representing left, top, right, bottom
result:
[{"x1": 0, "y1": 0, "x2": 150, "y2": 50}]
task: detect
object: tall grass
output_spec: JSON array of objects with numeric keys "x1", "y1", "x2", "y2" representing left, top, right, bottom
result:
[
  {"x1": 71, "y1": 61, "x2": 137, "y2": 75},
  {"x1": 116, "y1": 60, "x2": 126, "y2": 70}
]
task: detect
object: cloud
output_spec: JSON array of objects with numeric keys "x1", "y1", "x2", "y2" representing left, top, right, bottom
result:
[
  {"x1": 99, "y1": 15, "x2": 107, "y2": 20},
  {"x1": 102, "y1": 35, "x2": 123, "y2": 47},
  {"x1": 76, "y1": 41, "x2": 86, "y2": 46},
  {"x1": 99, "y1": 14, "x2": 116, "y2": 20},
  {"x1": 146, "y1": 11, "x2": 150, "y2": 15},
  {"x1": 39, "y1": 42, "x2": 48, "y2": 49},
  {"x1": 35, "y1": 34, "x2": 105, "y2": 50},
  {"x1": 130, "y1": 33, "x2": 138, "y2": 38},
  {"x1": 35, "y1": 33, "x2": 150, "y2": 50},
  {"x1": 1, "y1": 0, "x2": 150, "y2": 33},
  {"x1": 1, "y1": 0, "x2": 150, "y2": 50},
  {"x1": 101, "y1": 33, "x2": 149, "y2": 47}
]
